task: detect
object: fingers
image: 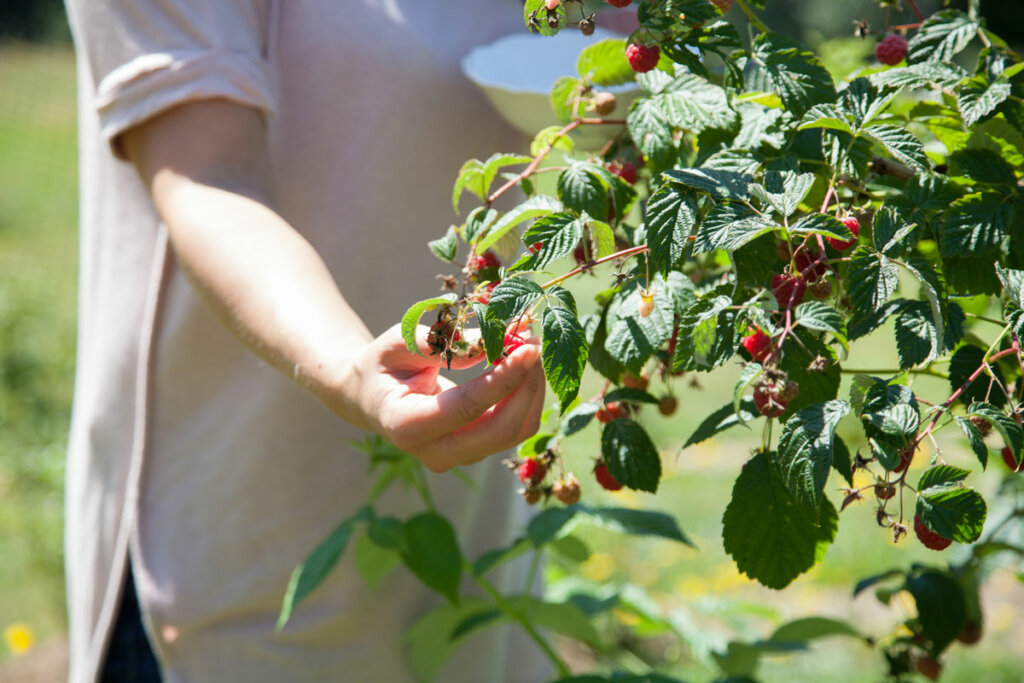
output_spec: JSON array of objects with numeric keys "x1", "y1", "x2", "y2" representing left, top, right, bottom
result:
[{"x1": 377, "y1": 323, "x2": 486, "y2": 373}]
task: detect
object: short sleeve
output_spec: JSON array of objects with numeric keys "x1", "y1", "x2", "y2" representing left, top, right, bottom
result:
[{"x1": 66, "y1": 0, "x2": 278, "y2": 158}]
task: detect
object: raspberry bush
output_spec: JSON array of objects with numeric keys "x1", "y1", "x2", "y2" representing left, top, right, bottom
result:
[{"x1": 282, "y1": 1, "x2": 1024, "y2": 680}]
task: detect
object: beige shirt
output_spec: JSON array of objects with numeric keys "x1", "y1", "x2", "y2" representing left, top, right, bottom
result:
[{"x1": 64, "y1": 1, "x2": 546, "y2": 681}]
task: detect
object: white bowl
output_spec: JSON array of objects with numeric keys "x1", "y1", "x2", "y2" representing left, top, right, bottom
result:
[{"x1": 461, "y1": 29, "x2": 640, "y2": 150}]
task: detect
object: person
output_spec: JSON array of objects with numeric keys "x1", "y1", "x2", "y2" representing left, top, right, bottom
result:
[{"x1": 62, "y1": 1, "x2": 552, "y2": 680}]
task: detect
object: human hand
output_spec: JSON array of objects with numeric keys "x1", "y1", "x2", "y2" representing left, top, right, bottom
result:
[{"x1": 325, "y1": 323, "x2": 546, "y2": 472}]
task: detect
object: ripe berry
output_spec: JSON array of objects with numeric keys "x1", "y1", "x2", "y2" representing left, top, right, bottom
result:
[
  {"x1": 1001, "y1": 446, "x2": 1023, "y2": 472},
  {"x1": 658, "y1": 395, "x2": 678, "y2": 416},
  {"x1": 553, "y1": 475, "x2": 581, "y2": 505},
  {"x1": 593, "y1": 92, "x2": 617, "y2": 116},
  {"x1": 793, "y1": 249, "x2": 827, "y2": 282},
  {"x1": 606, "y1": 0, "x2": 631, "y2": 7},
  {"x1": 518, "y1": 458, "x2": 548, "y2": 486},
  {"x1": 608, "y1": 161, "x2": 638, "y2": 185},
  {"x1": 596, "y1": 401, "x2": 627, "y2": 423},
  {"x1": 741, "y1": 328, "x2": 773, "y2": 363},
  {"x1": 427, "y1": 321, "x2": 461, "y2": 354},
  {"x1": 528, "y1": 241, "x2": 543, "y2": 254},
  {"x1": 829, "y1": 216, "x2": 861, "y2": 251},
  {"x1": 494, "y1": 331, "x2": 527, "y2": 365},
  {"x1": 626, "y1": 43, "x2": 660, "y2": 73},
  {"x1": 594, "y1": 461, "x2": 623, "y2": 491},
  {"x1": 914, "y1": 514, "x2": 952, "y2": 551},
  {"x1": 753, "y1": 384, "x2": 786, "y2": 418},
  {"x1": 622, "y1": 372, "x2": 649, "y2": 391},
  {"x1": 771, "y1": 273, "x2": 807, "y2": 309},
  {"x1": 573, "y1": 243, "x2": 588, "y2": 266},
  {"x1": 892, "y1": 446, "x2": 914, "y2": 474},
  {"x1": 473, "y1": 251, "x2": 501, "y2": 271},
  {"x1": 875, "y1": 33, "x2": 909, "y2": 66}
]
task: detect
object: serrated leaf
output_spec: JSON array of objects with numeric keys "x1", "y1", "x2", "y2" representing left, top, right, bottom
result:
[
  {"x1": 664, "y1": 167, "x2": 754, "y2": 200},
  {"x1": 471, "y1": 301, "x2": 506, "y2": 364},
  {"x1": 559, "y1": 401, "x2": 598, "y2": 438},
  {"x1": 584, "y1": 507, "x2": 694, "y2": 547},
  {"x1": 966, "y1": 402, "x2": 1022, "y2": 457},
  {"x1": 558, "y1": 163, "x2": 609, "y2": 219},
  {"x1": 759, "y1": 170, "x2": 816, "y2": 218},
  {"x1": 683, "y1": 399, "x2": 758, "y2": 448},
  {"x1": 751, "y1": 32, "x2": 836, "y2": 116},
  {"x1": 475, "y1": 195, "x2": 563, "y2": 252},
  {"x1": 956, "y1": 416, "x2": 989, "y2": 468},
  {"x1": 841, "y1": 77, "x2": 898, "y2": 129},
  {"x1": 789, "y1": 213, "x2": 855, "y2": 241},
  {"x1": 644, "y1": 183, "x2": 698, "y2": 275},
  {"x1": 777, "y1": 400, "x2": 850, "y2": 512},
  {"x1": 950, "y1": 147, "x2": 1017, "y2": 186},
  {"x1": 551, "y1": 76, "x2": 585, "y2": 123},
  {"x1": 464, "y1": 206, "x2": 499, "y2": 244},
  {"x1": 996, "y1": 264, "x2": 1024, "y2": 308},
  {"x1": 404, "y1": 597, "x2": 492, "y2": 683},
  {"x1": 905, "y1": 570, "x2": 967, "y2": 656},
  {"x1": 543, "y1": 303, "x2": 588, "y2": 410},
  {"x1": 428, "y1": 225, "x2": 458, "y2": 263},
  {"x1": 949, "y1": 346, "x2": 1008, "y2": 408},
  {"x1": 531, "y1": 125, "x2": 575, "y2": 157},
  {"x1": 864, "y1": 124, "x2": 929, "y2": 171},
  {"x1": 722, "y1": 452, "x2": 838, "y2": 589},
  {"x1": 778, "y1": 329, "x2": 841, "y2": 413},
  {"x1": 918, "y1": 465, "x2": 970, "y2": 491},
  {"x1": 917, "y1": 486, "x2": 987, "y2": 544},
  {"x1": 485, "y1": 277, "x2": 543, "y2": 322},
  {"x1": 401, "y1": 295, "x2": 458, "y2": 355},
  {"x1": 693, "y1": 201, "x2": 774, "y2": 254},
  {"x1": 523, "y1": 0, "x2": 565, "y2": 35},
  {"x1": 653, "y1": 73, "x2": 738, "y2": 133},
  {"x1": 401, "y1": 513, "x2": 462, "y2": 604},
  {"x1": 601, "y1": 419, "x2": 662, "y2": 493},
  {"x1": 521, "y1": 212, "x2": 587, "y2": 270},
  {"x1": 452, "y1": 158, "x2": 486, "y2": 212},
  {"x1": 872, "y1": 206, "x2": 916, "y2": 256},
  {"x1": 847, "y1": 248, "x2": 898, "y2": 317},
  {"x1": 958, "y1": 76, "x2": 1012, "y2": 128},
  {"x1": 627, "y1": 97, "x2": 676, "y2": 171},
  {"x1": 870, "y1": 62, "x2": 968, "y2": 90},
  {"x1": 794, "y1": 302, "x2": 848, "y2": 352},
  {"x1": 671, "y1": 293, "x2": 734, "y2": 372},
  {"x1": 907, "y1": 10, "x2": 979, "y2": 65},
  {"x1": 860, "y1": 379, "x2": 920, "y2": 438},
  {"x1": 577, "y1": 38, "x2": 633, "y2": 86}
]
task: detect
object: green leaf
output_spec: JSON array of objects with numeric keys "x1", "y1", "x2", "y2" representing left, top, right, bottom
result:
[
  {"x1": 907, "y1": 10, "x2": 979, "y2": 65},
  {"x1": 949, "y1": 147, "x2": 1017, "y2": 186},
  {"x1": 776, "y1": 400, "x2": 850, "y2": 512},
  {"x1": 769, "y1": 617, "x2": 861, "y2": 643},
  {"x1": 472, "y1": 537, "x2": 531, "y2": 577},
  {"x1": 551, "y1": 76, "x2": 585, "y2": 123},
  {"x1": 603, "y1": 387, "x2": 660, "y2": 405},
  {"x1": 401, "y1": 513, "x2": 463, "y2": 605},
  {"x1": 860, "y1": 379, "x2": 920, "y2": 438},
  {"x1": 527, "y1": 507, "x2": 579, "y2": 546},
  {"x1": 893, "y1": 301, "x2": 938, "y2": 369},
  {"x1": 683, "y1": 399, "x2": 758, "y2": 448},
  {"x1": 428, "y1": 225, "x2": 458, "y2": 263},
  {"x1": 584, "y1": 507, "x2": 694, "y2": 547},
  {"x1": 452, "y1": 158, "x2": 485, "y2": 212},
  {"x1": 627, "y1": 97, "x2": 676, "y2": 171},
  {"x1": 519, "y1": 597, "x2": 601, "y2": 646},
  {"x1": 652, "y1": 73, "x2": 738, "y2": 133},
  {"x1": 353, "y1": 533, "x2": 400, "y2": 589},
  {"x1": 794, "y1": 302, "x2": 848, "y2": 352},
  {"x1": 475, "y1": 195, "x2": 562, "y2": 253},
  {"x1": 559, "y1": 402, "x2": 599, "y2": 438},
  {"x1": 367, "y1": 516, "x2": 407, "y2": 551},
  {"x1": 751, "y1": 32, "x2": 836, "y2": 116},
  {"x1": 558, "y1": 163, "x2": 609, "y2": 219},
  {"x1": 955, "y1": 416, "x2": 989, "y2": 468},
  {"x1": 917, "y1": 464, "x2": 970, "y2": 491},
  {"x1": 966, "y1": 402, "x2": 1023, "y2": 458},
  {"x1": 905, "y1": 570, "x2": 967, "y2": 656},
  {"x1": 693, "y1": 202, "x2": 774, "y2": 254},
  {"x1": 543, "y1": 302, "x2": 589, "y2": 410},
  {"x1": 958, "y1": 75, "x2": 1012, "y2": 128},
  {"x1": 949, "y1": 346, "x2": 1008, "y2": 408},
  {"x1": 757, "y1": 170, "x2": 816, "y2": 218},
  {"x1": 939, "y1": 192, "x2": 1013, "y2": 257},
  {"x1": 789, "y1": 213, "x2": 854, "y2": 241},
  {"x1": 722, "y1": 452, "x2": 838, "y2": 589},
  {"x1": 996, "y1": 264, "x2": 1024, "y2": 308},
  {"x1": 601, "y1": 418, "x2": 662, "y2": 493},
  {"x1": 400, "y1": 295, "x2": 458, "y2": 355},
  {"x1": 577, "y1": 38, "x2": 634, "y2": 86},
  {"x1": 531, "y1": 125, "x2": 574, "y2": 157},
  {"x1": 278, "y1": 506, "x2": 373, "y2": 630},
  {"x1": 840, "y1": 77, "x2": 898, "y2": 129},
  {"x1": 863, "y1": 124, "x2": 929, "y2": 171},
  {"x1": 604, "y1": 279, "x2": 676, "y2": 374},
  {"x1": 670, "y1": 293, "x2": 734, "y2": 372},
  {"x1": 404, "y1": 597, "x2": 492, "y2": 683},
  {"x1": 471, "y1": 301, "x2": 506, "y2": 365},
  {"x1": 523, "y1": 0, "x2": 564, "y2": 35},
  {"x1": 778, "y1": 330, "x2": 841, "y2": 413},
  {"x1": 847, "y1": 248, "x2": 898, "y2": 318},
  {"x1": 644, "y1": 183, "x2": 698, "y2": 275},
  {"x1": 872, "y1": 206, "x2": 917, "y2": 257},
  {"x1": 449, "y1": 608, "x2": 503, "y2": 643},
  {"x1": 463, "y1": 206, "x2": 499, "y2": 243},
  {"x1": 664, "y1": 167, "x2": 754, "y2": 201},
  {"x1": 522, "y1": 212, "x2": 587, "y2": 270},
  {"x1": 917, "y1": 486, "x2": 987, "y2": 545},
  {"x1": 870, "y1": 62, "x2": 968, "y2": 90},
  {"x1": 485, "y1": 277, "x2": 543, "y2": 322}
]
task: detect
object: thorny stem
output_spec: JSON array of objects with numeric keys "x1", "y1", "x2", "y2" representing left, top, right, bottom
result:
[{"x1": 541, "y1": 245, "x2": 650, "y2": 289}]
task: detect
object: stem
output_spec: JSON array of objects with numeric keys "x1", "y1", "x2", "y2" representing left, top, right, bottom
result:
[
  {"x1": 839, "y1": 367, "x2": 948, "y2": 379},
  {"x1": 903, "y1": 0, "x2": 925, "y2": 21},
  {"x1": 964, "y1": 312, "x2": 1008, "y2": 326},
  {"x1": 467, "y1": 561, "x2": 572, "y2": 678},
  {"x1": 541, "y1": 245, "x2": 649, "y2": 289},
  {"x1": 734, "y1": 0, "x2": 770, "y2": 33}
]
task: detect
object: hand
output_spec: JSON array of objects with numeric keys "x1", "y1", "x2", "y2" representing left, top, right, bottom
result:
[{"x1": 327, "y1": 323, "x2": 546, "y2": 472}]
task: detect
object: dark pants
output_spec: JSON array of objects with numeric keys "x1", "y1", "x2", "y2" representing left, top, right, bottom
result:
[{"x1": 100, "y1": 565, "x2": 163, "y2": 682}]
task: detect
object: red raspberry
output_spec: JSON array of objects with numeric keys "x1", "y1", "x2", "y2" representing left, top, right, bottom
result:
[
  {"x1": 778, "y1": 380, "x2": 799, "y2": 403},
  {"x1": 553, "y1": 475, "x2": 581, "y2": 505},
  {"x1": 1001, "y1": 446, "x2": 1023, "y2": 472},
  {"x1": 741, "y1": 328, "x2": 773, "y2": 363},
  {"x1": 596, "y1": 400, "x2": 627, "y2": 423},
  {"x1": 793, "y1": 249, "x2": 827, "y2": 282},
  {"x1": 771, "y1": 274, "x2": 807, "y2": 309},
  {"x1": 528, "y1": 241, "x2": 543, "y2": 254},
  {"x1": 473, "y1": 281, "x2": 498, "y2": 304},
  {"x1": 828, "y1": 216, "x2": 861, "y2": 251},
  {"x1": 573, "y1": 243, "x2": 588, "y2": 266},
  {"x1": 753, "y1": 385, "x2": 786, "y2": 418},
  {"x1": 593, "y1": 461, "x2": 623, "y2": 491},
  {"x1": 606, "y1": 0, "x2": 631, "y2": 7},
  {"x1": 914, "y1": 514, "x2": 952, "y2": 551},
  {"x1": 622, "y1": 372, "x2": 649, "y2": 391},
  {"x1": 518, "y1": 458, "x2": 548, "y2": 486},
  {"x1": 608, "y1": 161, "x2": 638, "y2": 185},
  {"x1": 892, "y1": 446, "x2": 914, "y2": 473},
  {"x1": 494, "y1": 331, "x2": 527, "y2": 365},
  {"x1": 875, "y1": 33, "x2": 908, "y2": 66},
  {"x1": 473, "y1": 251, "x2": 501, "y2": 271},
  {"x1": 626, "y1": 43, "x2": 660, "y2": 73},
  {"x1": 658, "y1": 395, "x2": 678, "y2": 416}
]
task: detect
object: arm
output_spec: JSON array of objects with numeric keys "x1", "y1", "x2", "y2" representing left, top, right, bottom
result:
[{"x1": 121, "y1": 99, "x2": 545, "y2": 472}]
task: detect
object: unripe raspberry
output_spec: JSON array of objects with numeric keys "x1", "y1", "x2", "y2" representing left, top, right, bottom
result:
[
  {"x1": 518, "y1": 458, "x2": 548, "y2": 486},
  {"x1": 771, "y1": 274, "x2": 807, "y2": 309},
  {"x1": 579, "y1": 18, "x2": 595, "y2": 36},
  {"x1": 827, "y1": 216, "x2": 861, "y2": 251},
  {"x1": 523, "y1": 488, "x2": 542, "y2": 505},
  {"x1": 753, "y1": 384, "x2": 786, "y2": 418},
  {"x1": 1001, "y1": 446, "x2": 1023, "y2": 472},
  {"x1": 593, "y1": 92, "x2": 617, "y2": 116},
  {"x1": 608, "y1": 161, "x2": 638, "y2": 185},
  {"x1": 914, "y1": 514, "x2": 952, "y2": 551},
  {"x1": 638, "y1": 292, "x2": 655, "y2": 318},
  {"x1": 874, "y1": 482, "x2": 896, "y2": 501},
  {"x1": 658, "y1": 395, "x2": 678, "y2": 416},
  {"x1": 876, "y1": 34, "x2": 908, "y2": 66},
  {"x1": 741, "y1": 328, "x2": 773, "y2": 363},
  {"x1": 553, "y1": 475, "x2": 581, "y2": 505},
  {"x1": 626, "y1": 43, "x2": 660, "y2": 73},
  {"x1": 606, "y1": 0, "x2": 631, "y2": 7},
  {"x1": 593, "y1": 461, "x2": 623, "y2": 491}
]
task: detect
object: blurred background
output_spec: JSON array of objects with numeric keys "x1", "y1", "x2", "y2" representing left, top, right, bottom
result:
[{"x1": 1, "y1": 1, "x2": 1022, "y2": 681}]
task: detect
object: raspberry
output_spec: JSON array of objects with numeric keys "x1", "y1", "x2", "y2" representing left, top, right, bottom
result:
[
  {"x1": 608, "y1": 161, "x2": 638, "y2": 185},
  {"x1": 741, "y1": 328, "x2": 773, "y2": 363},
  {"x1": 473, "y1": 251, "x2": 501, "y2": 271},
  {"x1": 1001, "y1": 446, "x2": 1023, "y2": 472},
  {"x1": 874, "y1": 482, "x2": 896, "y2": 501},
  {"x1": 638, "y1": 293, "x2": 655, "y2": 318},
  {"x1": 771, "y1": 273, "x2": 807, "y2": 309},
  {"x1": 593, "y1": 461, "x2": 623, "y2": 491},
  {"x1": 828, "y1": 216, "x2": 861, "y2": 251},
  {"x1": 427, "y1": 320, "x2": 461, "y2": 355},
  {"x1": 914, "y1": 514, "x2": 952, "y2": 551},
  {"x1": 875, "y1": 33, "x2": 908, "y2": 66},
  {"x1": 523, "y1": 488, "x2": 542, "y2": 505},
  {"x1": 913, "y1": 656, "x2": 942, "y2": 681},
  {"x1": 753, "y1": 384, "x2": 786, "y2": 418},
  {"x1": 593, "y1": 92, "x2": 617, "y2": 116},
  {"x1": 606, "y1": 0, "x2": 631, "y2": 7},
  {"x1": 892, "y1": 446, "x2": 914, "y2": 473},
  {"x1": 545, "y1": 0, "x2": 561, "y2": 9},
  {"x1": 622, "y1": 372, "x2": 649, "y2": 391},
  {"x1": 573, "y1": 243, "x2": 588, "y2": 266},
  {"x1": 793, "y1": 249, "x2": 827, "y2": 282},
  {"x1": 809, "y1": 279, "x2": 833, "y2": 300},
  {"x1": 778, "y1": 380, "x2": 799, "y2": 403},
  {"x1": 518, "y1": 458, "x2": 548, "y2": 486},
  {"x1": 658, "y1": 395, "x2": 678, "y2": 416},
  {"x1": 596, "y1": 401, "x2": 627, "y2": 423},
  {"x1": 528, "y1": 241, "x2": 543, "y2": 254},
  {"x1": 626, "y1": 43, "x2": 660, "y2": 73},
  {"x1": 579, "y1": 18, "x2": 595, "y2": 36},
  {"x1": 473, "y1": 281, "x2": 498, "y2": 304},
  {"x1": 494, "y1": 332, "x2": 527, "y2": 365},
  {"x1": 553, "y1": 475, "x2": 581, "y2": 505},
  {"x1": 957, "y1": 619, "x2": 983, "y2": 645}
]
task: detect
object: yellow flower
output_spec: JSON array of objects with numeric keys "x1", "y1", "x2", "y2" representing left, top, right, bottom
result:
[{"x1": 4, "y1": 622, "x2": 35, "y2": 655}]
